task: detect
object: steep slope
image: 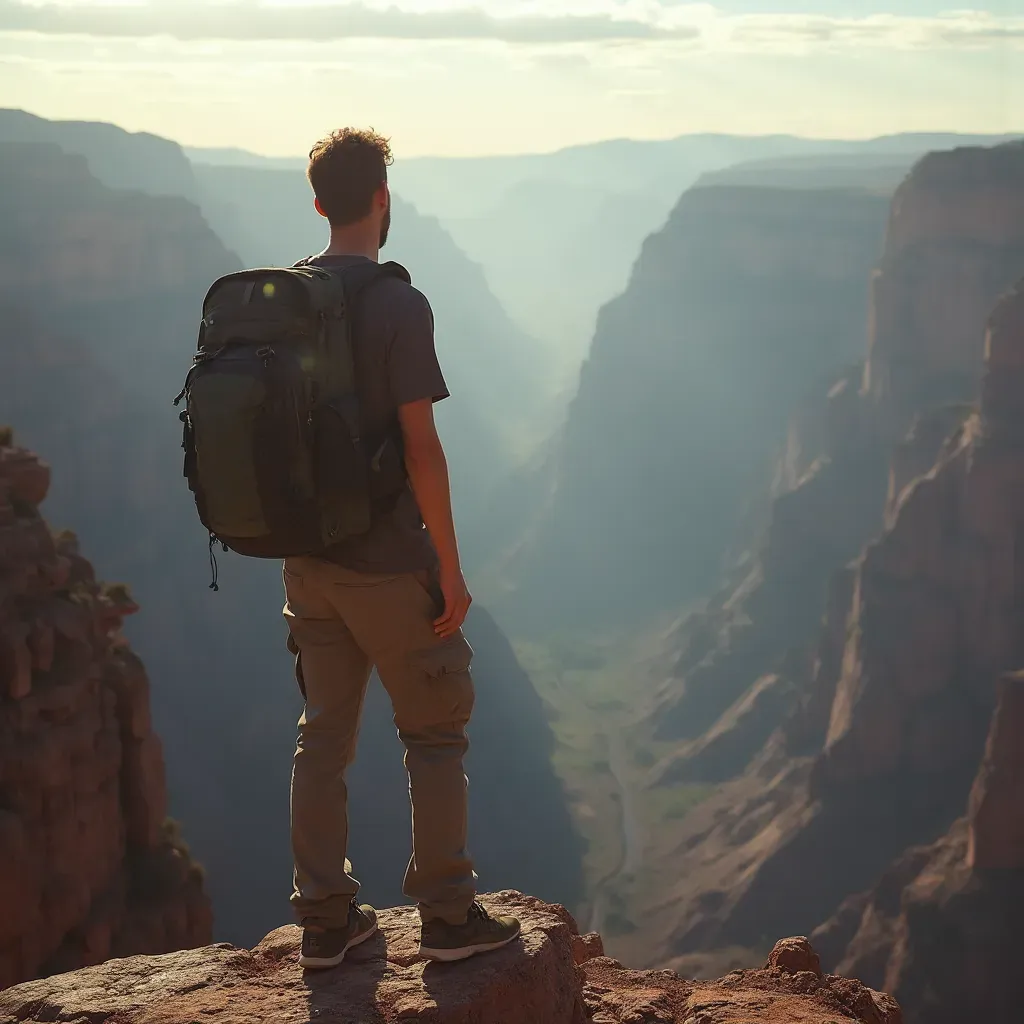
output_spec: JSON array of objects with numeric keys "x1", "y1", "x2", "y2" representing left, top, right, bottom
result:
[
  {"x1": 814, "y1": 671, "x2": 1024, "y2": 1024},
  {"x1": 648, "y1": 142, "x2": 1024, "y2": 754},
  {"x1": 613, "y1": 146, "x2": 1024, "y2": 977},
  {"x1": 0, "y1": 438, "x2": 210, "y2": 989},
  {"x1": 494, "y1": 183, "x2": 891, "y2": 630},
  {"x1": 0, "y1": 131, "x2": 583, "y2": 945}
]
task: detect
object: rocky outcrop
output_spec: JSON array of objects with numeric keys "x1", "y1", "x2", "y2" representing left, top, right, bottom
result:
[
  {"x1": 0, "y1": 893, "x2": 901, "y2": 1024},
  {"x1": 0, "y1": 438, "x2": 210, "y2": 989},
  {"x1": 865, "y1": 142, "x2": 1024, "y2": 428},
  {"x1": 811, "y1": 671, "x2": 1024, "y2": 1023}
]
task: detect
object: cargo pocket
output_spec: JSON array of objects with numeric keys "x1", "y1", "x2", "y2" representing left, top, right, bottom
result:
[
  {"x1": 287, "y1": 631, "x2": 306, "y2": 700},
  {"x1": 417, "y1": 634, "x2": 474, "y2": 678},
  {"x1": 412, "y1": 634, "x2": 475, "y2": 724}
]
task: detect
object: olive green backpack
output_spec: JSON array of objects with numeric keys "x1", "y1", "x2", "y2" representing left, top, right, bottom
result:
[{"x1": 175, "y1": 261, "x2": 409, "y2": 586}]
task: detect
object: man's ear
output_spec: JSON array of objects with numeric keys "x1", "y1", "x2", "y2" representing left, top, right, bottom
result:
[
  {"x1": 379, "y1": 182, "x2": 390, "y2": 211},
  {"x1": 314, "y1": 197, "x2": 327, "y2": 219}
]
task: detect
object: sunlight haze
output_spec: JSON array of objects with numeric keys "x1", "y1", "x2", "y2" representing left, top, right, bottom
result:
[{"x1": 2, "y1": 0, "x2": 1020, "y2": 156}]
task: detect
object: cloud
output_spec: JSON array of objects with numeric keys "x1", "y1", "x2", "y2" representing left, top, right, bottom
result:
[
  {"x1": 0, "y1": 1, "x2": 1021, "y2": 52},
  {"x1": 725, "y1": 11, "x2": 1024, "y2": 51},
  {"x1": 0, "y1": 0, "x2": 701, "y2": 43}
]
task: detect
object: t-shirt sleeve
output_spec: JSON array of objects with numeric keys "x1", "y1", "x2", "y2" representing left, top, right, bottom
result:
[{"x1": 387, "y1": 287, "x2": 450, "y2": 407}]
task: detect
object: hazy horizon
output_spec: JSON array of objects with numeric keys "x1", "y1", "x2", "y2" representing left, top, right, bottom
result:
[{"x1": 2, "y1": 1, "x2": 1021, "y2": 158}]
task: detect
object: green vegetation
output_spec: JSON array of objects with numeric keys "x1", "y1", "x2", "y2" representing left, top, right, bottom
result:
[
  {"x1": 644, "y1": 782, "x2": 715, "y2": 822},
  {"x1": 0, "y1": 425, "x2": 12, "y2": 447}
]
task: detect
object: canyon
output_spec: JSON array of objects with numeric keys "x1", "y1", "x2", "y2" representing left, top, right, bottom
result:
[
  {"x1": 2, "y1": 103, "x2": 1023, "y2": 1024},
  {"x1": 597, "y1": 142, "x2": 1024, "y2": 1024}
]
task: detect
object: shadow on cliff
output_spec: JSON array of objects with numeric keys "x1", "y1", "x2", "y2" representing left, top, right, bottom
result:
[{"x1": 302, "y1": 935, "x2": 389, "y2": 1024}]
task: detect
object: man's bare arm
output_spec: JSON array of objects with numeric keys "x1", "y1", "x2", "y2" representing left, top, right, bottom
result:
[{"x1": 398, "y1": 398, "x2": 471, "y2": 638}]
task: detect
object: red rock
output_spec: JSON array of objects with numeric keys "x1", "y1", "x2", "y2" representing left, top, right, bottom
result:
[
  {"x1": 573, "y1": 931, "x2": 605, "y2": 964},
  {"x1": 967, "y1": 671, "x2": 1024, "y2": 870},
  {"x1": 765, "y1": 936, "x2": 822, "y2": 977},
  {"x1": 122, "y1": 734, "x2": 168, "y2": 850},
  {"x1": 0, "y1": 623, "x2": 31, "y2": 699},
  {"x1": 0, "y1": 812, "x2": 41, "y2": 946},
  {"x1": 865, "y1": 144, "x2": 1024, "y2": 432},
  {"x1": 0, "y1": 447, "x2": 50, "y2": 508},
  {"x1": 0, "y1": 441, "x2": 211, "y2": 987},
  {"x1": 27, "y1": 618, "x2": 55, "y2": 674},
  {"x1": 0, "y1": 899, "x2": 900, "y2": 1024}
]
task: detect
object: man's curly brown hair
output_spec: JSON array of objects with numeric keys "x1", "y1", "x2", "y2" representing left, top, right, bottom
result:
[{"x1": 307, "y1": 128, "x2": 393, "y2": 227}]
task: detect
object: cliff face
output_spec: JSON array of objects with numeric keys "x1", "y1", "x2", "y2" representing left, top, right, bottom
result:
[
  {"x1": 495, "y1": 183, "x2": 890, "y2": 630},
  {"x1": 813, "y1": 671, "x2": 1024, "y2": 1024},
  {"x1": 0, "y1": 439, "x2": 210, "y2": 989},
  {"x1": 611, "y1": 145, "x2": 1024, "y2": 978},
  {"x1": 0, "y1": 126, "x2": 583, "y2": 946},
  {"x1": 0, "y1": 893, "x2": 902, "y2": 1024},
  {"x1": 865, "y1": 143, "x2": 1024, "y2": 427},
  {"x1": 653, "y1": 144, "x2": 1024, "y2": 751}
]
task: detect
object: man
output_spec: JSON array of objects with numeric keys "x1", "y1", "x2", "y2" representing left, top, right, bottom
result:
[{"x1": 283, "y1": 129, "x2": 520, "y2": 970}]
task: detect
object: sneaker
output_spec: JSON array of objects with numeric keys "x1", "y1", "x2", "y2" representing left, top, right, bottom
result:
[
  {"x1": 419, "y1": 901, "x2": 522, "y2": 963},
  {"x1": 299, "y1": 902, "x2": 378, "y2": 969}
]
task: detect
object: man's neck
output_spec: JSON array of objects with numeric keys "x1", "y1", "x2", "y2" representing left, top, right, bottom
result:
[{"x1": 320, "y1": 227, "x2": 379, "y2": 262}]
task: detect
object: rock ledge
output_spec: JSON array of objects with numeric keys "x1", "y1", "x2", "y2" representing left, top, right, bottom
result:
[{"x1": 0, "y1": 893, "x2": 901, "y2": 1024}]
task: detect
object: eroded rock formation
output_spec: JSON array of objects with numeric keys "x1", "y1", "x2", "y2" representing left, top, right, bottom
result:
[
  {"x1": 651, "y1": 142, "x2": 1024, "y2": 758},
  {"x1": 865, "y1": 143, "x2": 1024, "y2": 425},
  {"x1": 0, "y1": 893, "x2": 901, "y2": 1024},
  {"x1": 812, "y1": 671, "x2": 1024, "y2": 1023},
  {"x1": 618, "y1": 144, "x2": 1024, "y2": 975},
  {"x1": 0, "y1": 438, "x2": 210, "y2": 989}
]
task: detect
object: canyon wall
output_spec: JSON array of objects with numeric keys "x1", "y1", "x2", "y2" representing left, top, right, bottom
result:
[
  {"x1": 495, "y1": 183, "x2": 891, "y2": 630},
  {"x1": 613, "y1": 143, "x2": 1024, "y2": 981},
  {"x1": 0, "y1": 439, "x2": 210, "y2": 989}
]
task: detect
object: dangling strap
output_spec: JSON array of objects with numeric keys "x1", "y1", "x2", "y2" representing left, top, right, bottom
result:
[{"x1": 208, "y1": 533, "x2": 220, "y2": 592}]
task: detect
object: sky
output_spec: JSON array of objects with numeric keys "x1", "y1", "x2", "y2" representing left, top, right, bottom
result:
[{"x1": 0, "y1": 0, "x2": 1021, "y2": 157}]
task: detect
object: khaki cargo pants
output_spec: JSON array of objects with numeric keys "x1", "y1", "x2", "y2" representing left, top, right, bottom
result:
[{"x1": 282, "y1": 556, "x2": 477, "y2": 928}]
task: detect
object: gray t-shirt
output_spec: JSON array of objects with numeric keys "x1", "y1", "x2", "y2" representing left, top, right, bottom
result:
[{"x1": 298, "y1": 254, "x2": 449, "y2": 574}]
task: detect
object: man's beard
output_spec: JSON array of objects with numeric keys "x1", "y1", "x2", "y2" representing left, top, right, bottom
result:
[{"x1": 379, "y1": 199, "x2": 391, "y2": 248}]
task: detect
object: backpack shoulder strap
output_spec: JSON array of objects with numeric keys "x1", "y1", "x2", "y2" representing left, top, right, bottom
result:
[{"x1": 336, "y1": 260, "x2": 412, "y2": 304}]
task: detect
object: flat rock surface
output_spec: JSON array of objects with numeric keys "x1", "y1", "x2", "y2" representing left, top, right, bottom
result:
[{"x1": 1, "y1": 893, "x2": 586, "y2": 1024}]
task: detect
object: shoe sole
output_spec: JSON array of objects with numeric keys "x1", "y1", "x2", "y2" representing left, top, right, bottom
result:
[
  {"x1": 419, "y1": 930, "x2": 521, "y2": 963},
  {"x1": 299, "y1": 920, "x2": 379, "y2": 970}
]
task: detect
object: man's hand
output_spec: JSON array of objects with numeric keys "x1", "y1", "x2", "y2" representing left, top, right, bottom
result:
[{"x1": 435, "y1": 566, "x2": 472, "y2": 638}]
